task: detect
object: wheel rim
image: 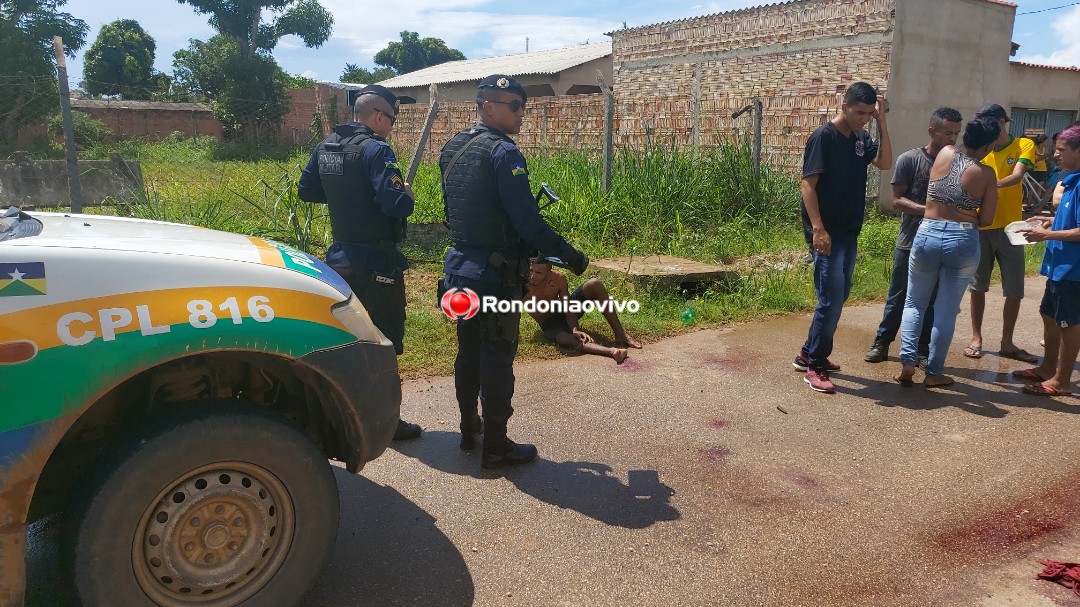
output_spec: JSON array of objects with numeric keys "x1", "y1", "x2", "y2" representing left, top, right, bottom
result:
[{"x1": 132, "y1": 462, "x2": 295, "y2": 606}]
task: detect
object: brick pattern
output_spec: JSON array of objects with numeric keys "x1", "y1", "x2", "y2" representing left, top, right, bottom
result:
[
  {"x1": 610, "y1": 0, "x2": 895, "y2": 169},
  {"x1": 387, "y1": 95, "x2": 610, "y2": 160},
  {"x1": 612, "y1": 0, "x2": 894, "y2": 60},
  {"x1": 71, "y1": 104, "x2": 223, "y2": 141}
]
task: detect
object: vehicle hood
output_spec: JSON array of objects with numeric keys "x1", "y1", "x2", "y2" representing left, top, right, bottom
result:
[{"x1": 11, "y1": 212, "x2": 350, "y2": 295}]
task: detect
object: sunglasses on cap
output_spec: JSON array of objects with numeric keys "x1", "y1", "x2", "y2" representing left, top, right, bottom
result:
[{"x1": 487, "y1": 99, "x2": 526, "y2": 112}]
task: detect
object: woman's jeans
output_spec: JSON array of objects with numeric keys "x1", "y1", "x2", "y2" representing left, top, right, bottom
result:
[{"x1": 900, "y1": 219, "x2": 981, "y2": 376}]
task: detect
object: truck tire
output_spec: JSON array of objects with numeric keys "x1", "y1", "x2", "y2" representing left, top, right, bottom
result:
[{"x1": 68, "y1": 403, "x2": 339, "y2": 607}]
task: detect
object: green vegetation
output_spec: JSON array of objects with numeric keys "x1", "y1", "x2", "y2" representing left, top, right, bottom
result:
[{"x1": 68, "y1": 136, "x2": 1044, "y2": 377}]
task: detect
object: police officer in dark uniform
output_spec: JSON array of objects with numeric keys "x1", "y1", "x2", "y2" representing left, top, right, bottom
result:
[
  {"x1": 297, "y1": 84, "x2": 422, "y2": 441},
  {"x1": 441, "y1": 74, "x2": 588, "y2": 468}
]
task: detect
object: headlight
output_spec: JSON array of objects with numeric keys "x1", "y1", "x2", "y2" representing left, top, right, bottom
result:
[{"x1": 330, "y1": 295, "x2": 388, "y2": 345}]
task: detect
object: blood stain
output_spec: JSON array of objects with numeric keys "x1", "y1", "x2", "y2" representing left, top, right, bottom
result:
[
  {"x1": 791, "y1": 472, "x2": 821, "y2": 489},
  {"x1": 708, "y1": 418, "x2": 729, "y2": 429},
  {"x1": 704, "y1": 446, "x2": 733, "y2": 461}
]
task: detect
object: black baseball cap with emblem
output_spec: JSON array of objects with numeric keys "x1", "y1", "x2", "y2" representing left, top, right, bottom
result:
[
  {"x1": 348, "y1": 84, "x2": 400, "y2": 113},
  {"x1": 974, "y1": 103, "x2": 1010, "y2": 122},
  {"x1": 477, "y1": 74, "x2": 527, "y2": 102}
]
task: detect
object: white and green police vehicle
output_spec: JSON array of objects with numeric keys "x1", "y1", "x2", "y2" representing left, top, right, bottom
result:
[{"x1": 0, "y1": 208, "x2": 401, "y2": 607}]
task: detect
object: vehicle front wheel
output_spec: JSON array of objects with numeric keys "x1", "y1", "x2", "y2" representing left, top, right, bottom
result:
[{"x1": 69, "y1": 403, "x2": 339, "y2": 607}]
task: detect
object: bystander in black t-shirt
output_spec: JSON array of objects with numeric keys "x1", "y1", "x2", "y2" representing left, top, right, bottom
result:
[{"x1": 801, "y1": 122, "x2": 878, "y2": 242}]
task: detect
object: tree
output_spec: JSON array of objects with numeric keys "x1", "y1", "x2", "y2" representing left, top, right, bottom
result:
[
  {"x1": 176, "y1": 0, "x2": 332, "y2": 59},
  {"x1": 172, "y1": 35, "x2": 291, "y2": 143},
  {"x1": 173, "y1": 0, "x2": 333, "y2": 143},
  {"x1": 0, "y1": 0, "x2": 88, "y2": 149},
  {"x1": 339, "y1": 63, "x2": 394, "y2": 84},
  {"x1": 373, "y1": 31, "x2": 465, "y2": 76},
  {"x1": 83, "y1": 19, "x2": 157, "y2": 99}
]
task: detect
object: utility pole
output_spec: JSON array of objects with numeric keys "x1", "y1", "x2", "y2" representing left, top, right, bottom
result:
[{"x1": 53, "y1": 36, "x2": 84, "y2": 213}]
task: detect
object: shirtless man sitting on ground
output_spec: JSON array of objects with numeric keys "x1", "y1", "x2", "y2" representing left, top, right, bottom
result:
[{"x1": 524, "y1": 259, "x2": 642, "y2": 364}]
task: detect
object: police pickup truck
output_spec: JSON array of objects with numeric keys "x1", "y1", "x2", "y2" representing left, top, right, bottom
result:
[{"x1": 0, "y1": 208, "x2": 401, "y2": 607}]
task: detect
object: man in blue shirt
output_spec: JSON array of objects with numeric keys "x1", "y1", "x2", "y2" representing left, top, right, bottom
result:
[
  {"x1": 796, "y1": 81, "x2": 892, "y2": 393},
  {"x1": 1015, "y1": 124, "x2": 1080, "y2": 397},
  {"x1": 298, "y1": 84, "x2": 422, "y2": 440},
  {"x1": 440, "y1": 75, "x2": 588, "y2": 468}
]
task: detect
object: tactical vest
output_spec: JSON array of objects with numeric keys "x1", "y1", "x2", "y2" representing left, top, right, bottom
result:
[
  {"x1": 440, "y1": 127, "x2": 520, "y2": 253},
  {"x1": 317, "y1": 126, "x2": 402, "y2": 244}
]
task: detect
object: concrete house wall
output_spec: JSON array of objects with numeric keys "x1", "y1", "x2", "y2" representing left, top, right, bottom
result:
[{"x1": 887, "y1": 0, "x2": 1015, "y2": 176}]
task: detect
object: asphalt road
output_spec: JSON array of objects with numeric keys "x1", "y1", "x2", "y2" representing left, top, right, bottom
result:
[
  {"x1": 303, "y1": 276, "x2": 1080, "y2": 607},
  {"x1": 24, "y1": 277, "x2": 1079, "y2": 607}
]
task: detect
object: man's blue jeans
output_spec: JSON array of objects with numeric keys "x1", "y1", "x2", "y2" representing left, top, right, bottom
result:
[
  {"x1": 875, "y1": 247, "x2": 935, "y2": 356},
  {"x1": 802, "y1": 230, "x2": 858, "y2": 370},
  {"x1": 900, "y1": 219, "x2": 980, "y2": 376}
]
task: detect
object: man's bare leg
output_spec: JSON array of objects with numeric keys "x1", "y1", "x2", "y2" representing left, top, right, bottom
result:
[
  {"x1": 1032, "y1": 313, "x2": 1062, "y2": 378},
  {"x1": 1043, "y1": 324, "x2": 1079, "y2": 394},
  {"x1": 999, "y1": 296, "x2": 1023, "y2": 352},
  {"x1": 554, "y1": 330, "x2": 628, "y2": 364},
  {"x1": 968, "y1": 291, "x2": 986, "y2": 354},
  {"x1": 580, "y1": 278, "x2": 642, "y2": 348}
]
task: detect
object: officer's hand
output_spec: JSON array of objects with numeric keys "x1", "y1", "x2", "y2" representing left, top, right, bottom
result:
[
  {"x1": 568, "y1": 251, "x2": 589, "y2": 276},
  {"x1": 403, "y1": 182, "x2": 415, "y2": 200}
]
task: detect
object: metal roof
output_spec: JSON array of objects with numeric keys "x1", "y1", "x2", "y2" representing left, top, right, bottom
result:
[
  {"x1": 377, "y1": 41, "x2": 612, "y2": 88},
  {"x1": 71, "y1": 99, "x2": 211, "y2": 112}
]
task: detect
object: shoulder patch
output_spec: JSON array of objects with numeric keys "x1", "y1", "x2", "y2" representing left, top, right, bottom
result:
[
  {"x1": 390, "y1": 174, "x2": 405, "y2": 191},
  {"x1": 385, "y1": 160, "x2": 400, "y2": 172},
  {"x1": 511, "y1": 164, "x2": 527, "y2": 177}
]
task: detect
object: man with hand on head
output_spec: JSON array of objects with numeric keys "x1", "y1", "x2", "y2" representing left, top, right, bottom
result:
[
  {"x1": 441, "y1": 74, "x2": 589, "y2": 468},
  {"x1": 796, "y1": 81, "x2": 892, "y2": 394},
  {"x1": 298, "y1": 84, "x2": 422, "y2": 441}
]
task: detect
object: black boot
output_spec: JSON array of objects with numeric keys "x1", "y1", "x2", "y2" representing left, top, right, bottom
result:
[
  {"x1": 393, "y1": 419, "x2": 422, "y2": 440},
  {"x1": 481, "y1": 439, "x2": 537, "y2": 469},
  {"x1": 864, "y1": 339, "x2": 888, "y2": 363},
  {"x1": 459, "y1": 413, "x2": 484, "y2": 450}
]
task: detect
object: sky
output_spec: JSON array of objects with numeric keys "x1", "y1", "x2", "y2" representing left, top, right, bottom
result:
[{"x1": 58, "y1": 0, "x2": 1080, "y2": 87}]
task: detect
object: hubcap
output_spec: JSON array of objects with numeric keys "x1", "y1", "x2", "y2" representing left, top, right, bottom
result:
[{"x1": 132, "y1": 463, "x2": 294, "y2": 605}]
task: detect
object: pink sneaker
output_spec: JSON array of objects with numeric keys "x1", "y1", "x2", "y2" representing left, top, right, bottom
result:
[
  {"x1": 804, "y1": 369, "x2": 835, "y2": 393},
  {"x1": 792, "y1": 353, "x2": 841, "y2": 373}
]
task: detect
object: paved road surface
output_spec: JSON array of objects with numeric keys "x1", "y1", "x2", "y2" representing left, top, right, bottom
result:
[
  {"x1": 25, "y1": 277, "x2": 1079, "y2": 606},
  {"x1": 303, "y1": 276, "x2": 1080, "y2": 607}
]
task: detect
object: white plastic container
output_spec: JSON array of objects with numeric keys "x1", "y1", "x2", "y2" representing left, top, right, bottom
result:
[{"x1": 1004, "y1": 219, "x2": 1043, "y2": 245}]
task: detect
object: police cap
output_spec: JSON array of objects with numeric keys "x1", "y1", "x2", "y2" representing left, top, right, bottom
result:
[
  {"x1": 349, "y1": 84, "x2": 400, "y2": 113},
  {"x1": 477, "y1": 74, "x2": 527, "y2": 102}
]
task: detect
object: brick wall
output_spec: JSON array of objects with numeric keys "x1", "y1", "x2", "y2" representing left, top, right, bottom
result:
[
  {"x1": 71, "y1": 101, "x2": 224, "y2": 141},
  {"x1": 280, "y1": 87, "x2": 319, "y2": 145},
  {"x1": 610, "y1": 0, "x2": 896, "y2": 169}
]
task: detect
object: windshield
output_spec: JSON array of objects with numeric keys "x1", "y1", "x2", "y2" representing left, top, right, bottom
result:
[{"x1": 0, "y1": 207, "x2": 43, "y2": 242}]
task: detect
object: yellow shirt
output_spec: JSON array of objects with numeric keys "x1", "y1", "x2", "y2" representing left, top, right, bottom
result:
[
  {"x1": 981, "y1": 136, "x2": 1036, "y2": 230},
  {"x1": 1028, "y1": 139, "x2": 1045, "y2": 170}
]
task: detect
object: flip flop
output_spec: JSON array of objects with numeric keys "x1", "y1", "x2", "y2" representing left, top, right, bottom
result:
[
  {"x1": 963, "y1": 345, "x2": 983, "y2": 359},
  {"x1": 1011, "y1": 368, "x2": 1051, "y2": 382},
  {"x1": 893, "y1": 374, "x2": 914, "y2": 387},
  {"x1": 1022, "y1": 383, "x2": 1072, "y2": 397},
  {"x1": 1000, "y1": 348, "x2": 1039, "y2": 364}
]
